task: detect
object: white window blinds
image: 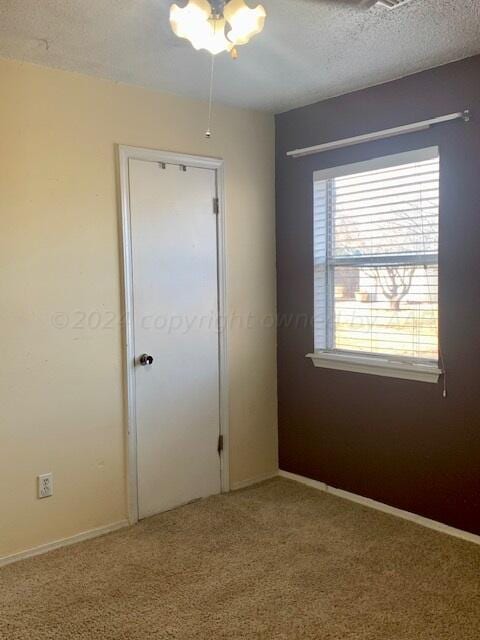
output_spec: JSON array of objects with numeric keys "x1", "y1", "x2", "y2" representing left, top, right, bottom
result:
[{"x1": 314, "y1": 147, "x2": 439, "y2": 363}]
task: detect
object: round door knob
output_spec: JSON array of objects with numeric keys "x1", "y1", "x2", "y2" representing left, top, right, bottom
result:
[{"x1": 139, "y1": 354, "x2": 154, "y2": 366}]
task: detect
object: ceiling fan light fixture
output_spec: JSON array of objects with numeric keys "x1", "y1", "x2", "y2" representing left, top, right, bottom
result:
[{"x1": 170, "y1": 0, "x2": 266, "y2": 55}]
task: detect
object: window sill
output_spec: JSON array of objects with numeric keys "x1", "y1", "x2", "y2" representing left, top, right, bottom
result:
[{"x1": 306, "y1": 352, "x2": 442, "y2": 384}]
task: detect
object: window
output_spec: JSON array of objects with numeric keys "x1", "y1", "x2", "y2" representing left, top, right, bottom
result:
[{"x1": 309, "y1": 147, "x2": 442, "y2": 382}]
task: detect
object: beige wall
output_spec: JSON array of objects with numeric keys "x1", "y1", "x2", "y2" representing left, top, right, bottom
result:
[{"x1": 0, "y1": 58, "x2": 277, "y2": 560}]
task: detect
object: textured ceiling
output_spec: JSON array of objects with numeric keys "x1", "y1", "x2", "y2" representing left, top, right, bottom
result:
[{"x1": 0, "y1": 0, "x2": 479, "y2": 112}]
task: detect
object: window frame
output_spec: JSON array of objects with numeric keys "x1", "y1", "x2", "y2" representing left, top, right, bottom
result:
[{"x1": 307, "y1": 147, "x2": 442, "y2": 383}]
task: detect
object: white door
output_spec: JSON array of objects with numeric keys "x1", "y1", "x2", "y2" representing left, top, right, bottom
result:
[{"x1": 128, "y1": 158, "x2": 221, "y2": 519}]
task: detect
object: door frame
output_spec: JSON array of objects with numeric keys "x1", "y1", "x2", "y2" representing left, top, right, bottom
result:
[{"x1": 118, "y1": 145, "x2": 230, "y2": 524}]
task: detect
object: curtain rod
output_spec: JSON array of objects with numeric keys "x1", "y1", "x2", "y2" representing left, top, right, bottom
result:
[{"x1": 286, "y1": 110, "x2": 471, "y2": 159}]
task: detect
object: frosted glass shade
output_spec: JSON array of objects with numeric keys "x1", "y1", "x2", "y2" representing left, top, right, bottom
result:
[
  {"x1": 170, "y1": 0, "x2": 233, "y2": 55},
  {"x1": 224, "y1": 0, "x2": 266, "y2": 46}
]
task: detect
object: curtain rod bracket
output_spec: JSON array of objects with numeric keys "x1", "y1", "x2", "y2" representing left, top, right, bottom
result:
[{"x1": 463, "y1": 109, "x2": 471, "y2": 122}]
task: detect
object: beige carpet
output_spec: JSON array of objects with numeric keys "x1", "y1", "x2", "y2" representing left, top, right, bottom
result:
[{"x1": 1, "y1": 478, "x2": 479, "y2": 639}]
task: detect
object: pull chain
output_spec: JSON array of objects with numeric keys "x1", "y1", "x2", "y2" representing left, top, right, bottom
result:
[{"x1": 205, "y1": 53, "x2": 215, "y2": 139}]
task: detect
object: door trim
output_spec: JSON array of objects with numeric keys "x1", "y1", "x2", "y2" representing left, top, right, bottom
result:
[{"x1": 118, "y1": 145, "x2": 230, "y2": 524}]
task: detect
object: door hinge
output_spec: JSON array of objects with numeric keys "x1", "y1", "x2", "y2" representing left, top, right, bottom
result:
[
  {"x1": 217, "y1": 434, "x2": 224, "y2": 454},
  {"x1": 213, "y1": 197, "x2": 219, "y2": 215}
]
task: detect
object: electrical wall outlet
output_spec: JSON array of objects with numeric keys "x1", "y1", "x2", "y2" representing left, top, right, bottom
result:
[{"x1": 38, "y1": 473, "x2": 53, "y2": 499}]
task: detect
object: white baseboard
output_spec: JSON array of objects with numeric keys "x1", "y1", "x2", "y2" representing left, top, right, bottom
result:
[
  {"x1": 0, "y1": 520, "x2": 129, "y2": 568},
  {"x1": 4, "y1": 470, "x2": 477, "y2": 567},
  {"x1": 231, "y1": 470, "x2": 279, "y2": 491},
  {"x1": 279, "y1": 470, "x2": 480, "y2": 547}
]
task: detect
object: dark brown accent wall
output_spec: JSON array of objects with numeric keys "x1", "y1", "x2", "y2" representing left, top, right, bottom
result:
[{"x1": 275, "y1": 55, "x2": 480, "y2": 535}]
